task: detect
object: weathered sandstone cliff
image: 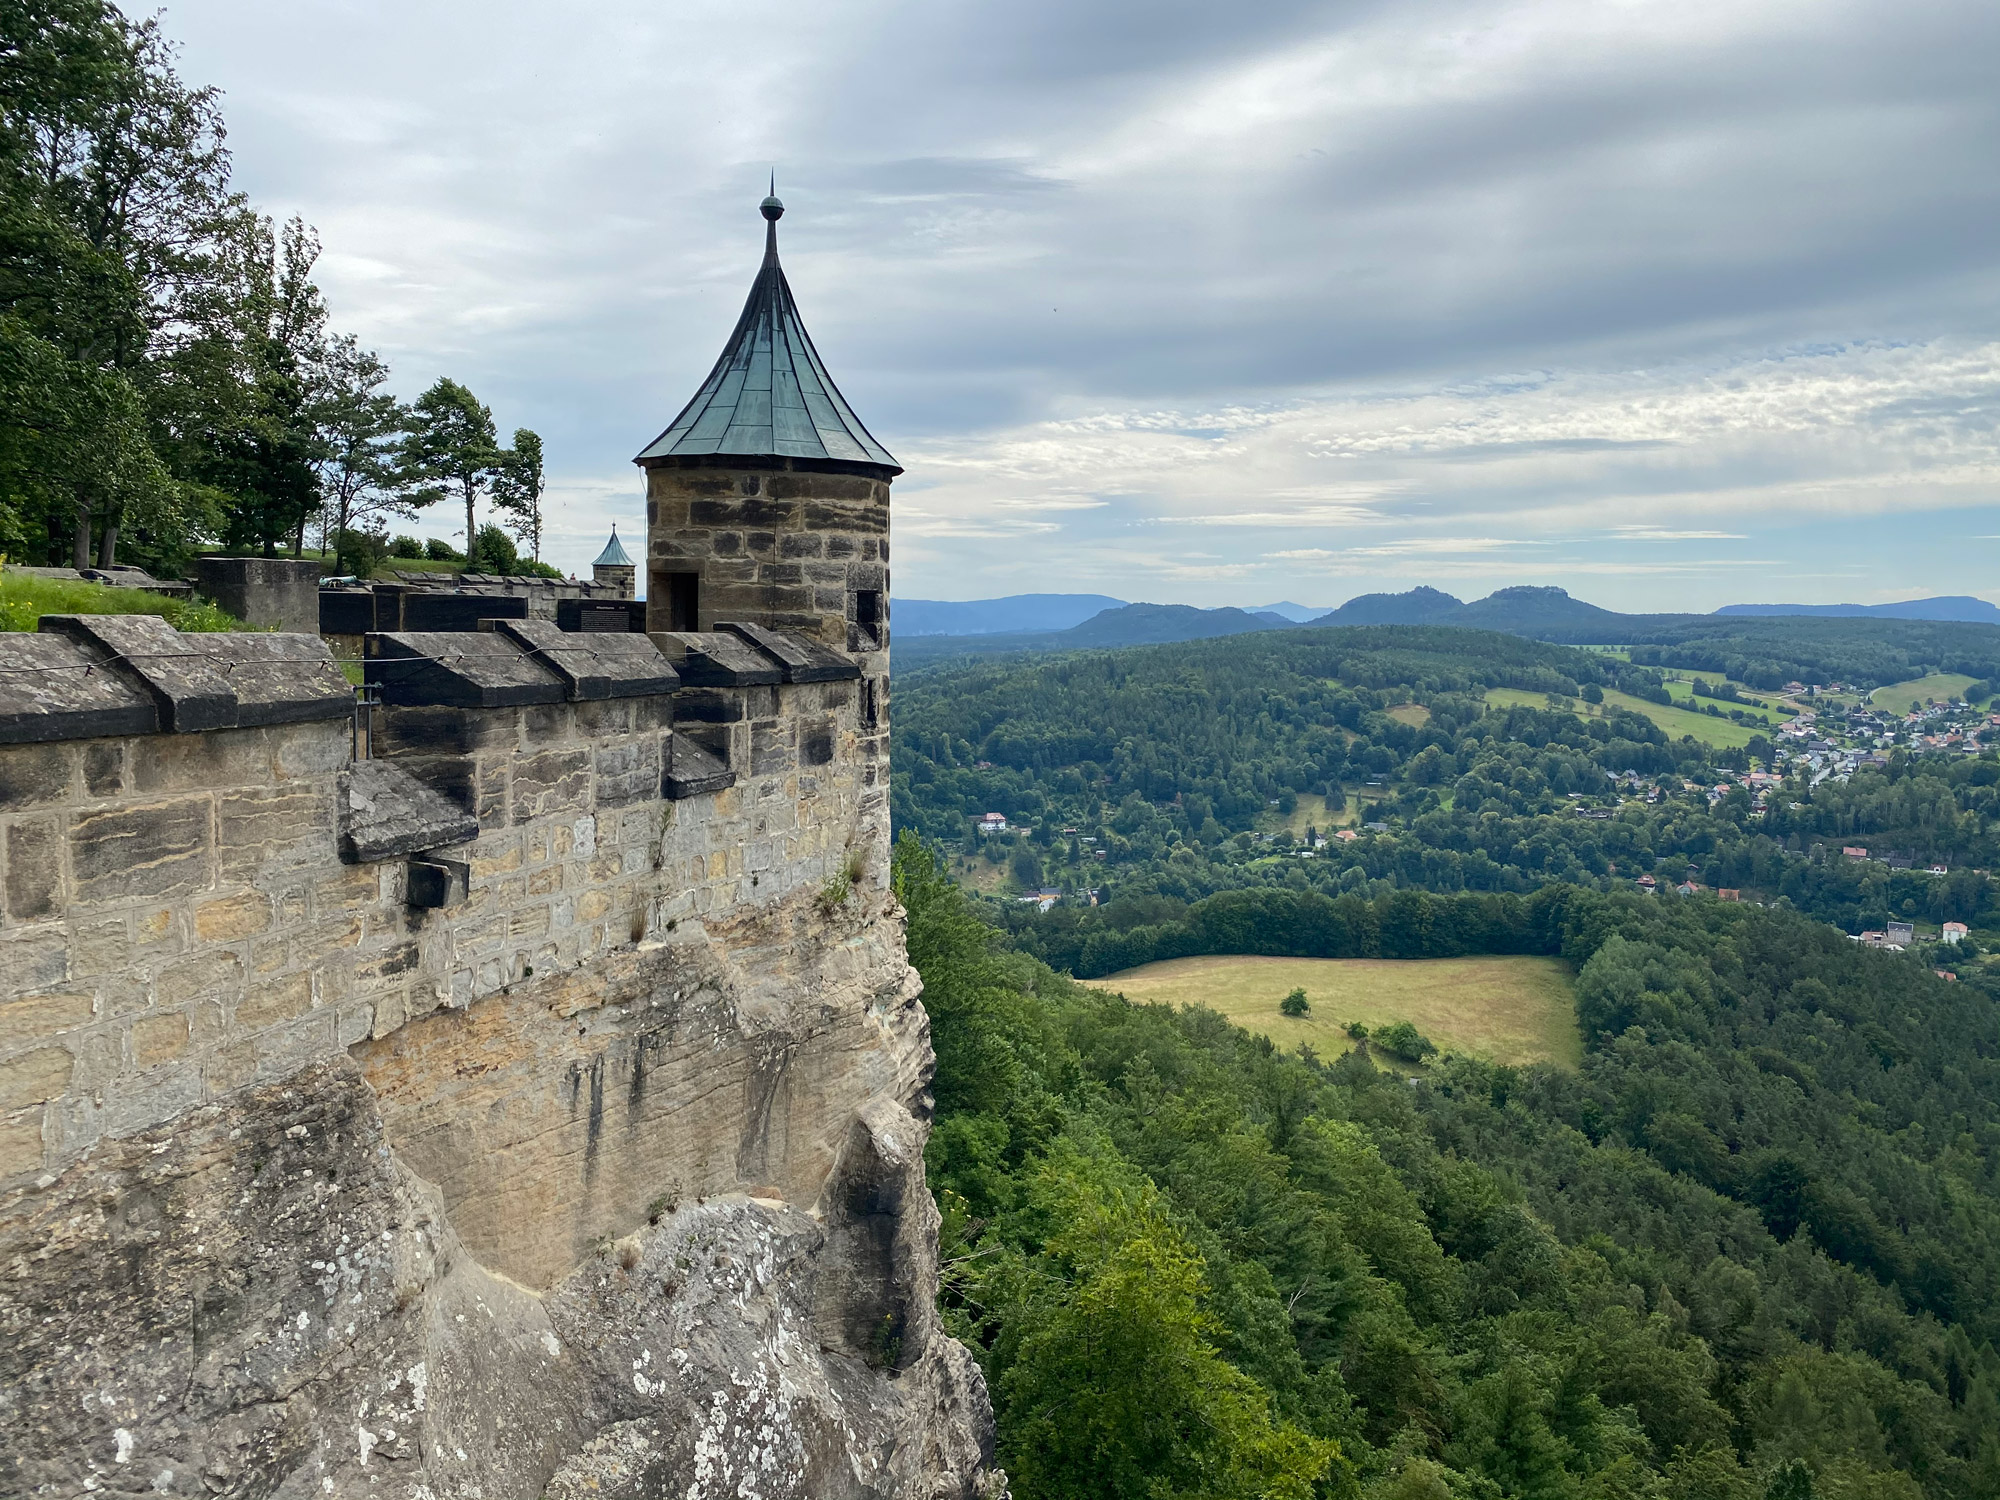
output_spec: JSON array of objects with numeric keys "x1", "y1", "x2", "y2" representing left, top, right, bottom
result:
[{"x1": 0, "y1": 616, "x2": 998, "y2": 1498}]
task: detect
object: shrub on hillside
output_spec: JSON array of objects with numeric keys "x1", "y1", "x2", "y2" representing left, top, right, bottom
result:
[
  {"x1": 1280, "y1": 988, "x2": 1310, "y2": 1017},
  {"x1": 333, "y1": 527, "x2": 389, "y2": 579},
  {"x1": 1372, "y1": 1019, "x2": 1436, "y2": 1062},
  {"x1": 469, "y1": 523, "x2": 517, "y2": 573}
]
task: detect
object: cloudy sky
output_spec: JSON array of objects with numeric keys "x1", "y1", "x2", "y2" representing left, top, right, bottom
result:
[{"x1": 166, "y1": 0, "x2": 1999, "y2": 611}]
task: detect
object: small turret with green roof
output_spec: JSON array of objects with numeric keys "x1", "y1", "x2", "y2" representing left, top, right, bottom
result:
[
  {"x1": 634, "y1": 189, "x2": 893, "y2": 663},
  {"x1": 591, "y1": 525, "x2": 636, "y2": 597}
]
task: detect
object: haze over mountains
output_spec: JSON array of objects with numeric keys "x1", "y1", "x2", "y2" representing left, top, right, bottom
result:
[
  {"x1": 1713, "y1": 598, "x2": 2000, "y2": 623},
  {"x1": 904, "y1": 584, "x2": 2000, "y2": 636},
  {"x1": 896, "y1": 595, "x2": 1330, "y2": 636},
  {"x1": 889, "y1": 586, "x2": 2000, "y2": 664}
]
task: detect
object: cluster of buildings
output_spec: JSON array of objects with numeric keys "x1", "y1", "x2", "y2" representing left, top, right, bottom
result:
[{"x1": 1775, "y1": 696, "x2": 1998, "y2": 786}]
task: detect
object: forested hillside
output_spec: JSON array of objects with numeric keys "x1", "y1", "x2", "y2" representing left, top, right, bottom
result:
[
  {"x1": 900, "y1": 836, "x2": 2000, "y2": 1499},
  {"x1": 891, "y1": 627, "x2": 2000, "y2": 948}
]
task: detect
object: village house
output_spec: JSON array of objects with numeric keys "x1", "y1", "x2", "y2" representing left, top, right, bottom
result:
[{"x1": 1942, "y1": 922, "x2": 1969, "y2": 943}]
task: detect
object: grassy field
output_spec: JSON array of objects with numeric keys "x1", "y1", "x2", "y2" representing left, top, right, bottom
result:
[
  {"x1": 1386, "y1": 703, "x2": 1431, "y2": 728},
  {"x1": 0, "y1": 569, "x2": 241, "y2": 632},
  {"x1": 1485, "y1": 685, "x2": 1770, "y2": 749},
  {"x1": 1869, "y1": 673, "x2": 1981, "y2": 710},
  {"x1": 1270, "y1": 792, "x2": 1336, "y2": 836},
  {"x1": 1098, "y1": 953, "x2": 1580, "y2": 1067}
]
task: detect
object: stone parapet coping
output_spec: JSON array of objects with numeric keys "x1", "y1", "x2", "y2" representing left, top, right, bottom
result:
[{"x1": 0, "y1": 616, "x2": 352, "y2": 745}]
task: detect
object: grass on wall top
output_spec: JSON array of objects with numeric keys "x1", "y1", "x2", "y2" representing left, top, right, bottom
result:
[{"x1": 1, "y1": 568, "x2": 244, "y2": 632}]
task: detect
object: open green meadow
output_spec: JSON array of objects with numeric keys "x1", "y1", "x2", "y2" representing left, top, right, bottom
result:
[
  {"x1": 1484, "y1": 684, "x2": 1772, "y2": 747},
  {"x1": 1097, "y1": 953, "x2": 1580, "y2": 1067},
  {"x1": 1869, "y1": 672, "x2": 1981, "y2": 709}
]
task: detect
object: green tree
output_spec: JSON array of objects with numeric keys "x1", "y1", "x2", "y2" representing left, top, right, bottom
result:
[
  {"x1": 1280, "y1": 987, "x2": 1310, "y2": 1017},
  {"x1": 470, "y1": 522, "x2": 516, "y2": 574},
  {"x1": 993, "y1": 1150, "x2": 1338, "y2": 1500},
  {"x1": 310, "y1": 334, "x2": 414, "y2": 551},
  {"x1": 491, "y1": 426, "x2": 545, "y2": 559},
  {"x1": 401, "y1": 376, "x2": 498, "y2": 559},
  {"x1": 1373, "y1": 1020, "x2": 1436, "y2": 1062},
  {"x1": 184, "y1": 215, "x2": 327, "y2": 556},
  {"x1": 0, "y1": 0, "x2": 240, "y2": 567}
]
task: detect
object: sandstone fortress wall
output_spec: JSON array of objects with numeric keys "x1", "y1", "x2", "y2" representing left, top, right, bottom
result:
[
  {"x1": 0, "y1": 189, "x2": 989, "y2": 1500},
  {"x1": 0, "y1": 600, "x2": 994, "y2": 1497}
]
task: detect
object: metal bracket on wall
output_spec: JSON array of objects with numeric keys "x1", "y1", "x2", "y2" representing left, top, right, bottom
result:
[{"x1": 351, "y1": 682, "x2": 381, "y2": 760}]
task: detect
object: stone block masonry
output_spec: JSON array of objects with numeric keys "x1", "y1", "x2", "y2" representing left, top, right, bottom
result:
[
  {"x1": 0, "y1": 619, "x2": 996, "y2": 1499},
  {"x1": 643, "y1": 457, "x2": 891, "y2": 657},
  {"x1": 195, "y1": 555, "x2": 322, "y2": 632}
]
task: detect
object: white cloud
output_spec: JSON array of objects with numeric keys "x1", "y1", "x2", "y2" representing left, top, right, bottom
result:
[{"x1": 160, "y1": 0, "x2": 2000, "y2": 604}]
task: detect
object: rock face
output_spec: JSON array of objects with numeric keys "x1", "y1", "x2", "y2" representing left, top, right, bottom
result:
[{"x1": 0, "y1": 623, "x2": 999, "y2": 1498}]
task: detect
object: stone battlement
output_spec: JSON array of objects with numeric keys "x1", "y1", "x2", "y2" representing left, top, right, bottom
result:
[
  {"x1": 0, "y1": 614, "x2": 883, "y2": 1193},
  {"x1": 0, "y1": 196, "x2": 994, "y2": 1500}
]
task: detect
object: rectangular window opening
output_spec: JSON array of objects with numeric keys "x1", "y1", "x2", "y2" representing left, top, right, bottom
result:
[
  {"x1": 661, "y1": 571, "x2": 700, "y2": 633},
  {"x1": 854, "y1": 589, "x2": 883, "y2": 649}
]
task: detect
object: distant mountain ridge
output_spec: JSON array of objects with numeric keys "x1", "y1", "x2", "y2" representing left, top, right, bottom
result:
[
  {"x1": 892, "y1": 594, "x2": 1125, "y2": 636},
  {"x1": 892, "y1": 595, "x2": 1341, "y2": 636},
  {"x1": 1713, "y1": 597, "x2": 2000, "y2": 623},
  {"x1": 890, "y1": 586, "x2": 2000, "y2": 668},
  {"x1": 1063, "y1": 603, "x2": 1282, "y2": 646}
]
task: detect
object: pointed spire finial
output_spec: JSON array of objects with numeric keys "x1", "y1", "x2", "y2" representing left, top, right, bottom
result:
[{"x1": 760, "y1": 173, "x2": 784, "y2": 223}]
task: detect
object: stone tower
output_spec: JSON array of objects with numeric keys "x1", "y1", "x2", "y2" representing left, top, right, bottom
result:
[
  {"x1": 636, "y1": 191, "x2": 895, "y2": 679},
  {"x1": 591, "y1": 524, "x2": 636, "y2": 597}
]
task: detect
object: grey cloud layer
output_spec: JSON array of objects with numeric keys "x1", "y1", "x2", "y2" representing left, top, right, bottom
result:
[{"x1": 168, "y1": 0, "x2": 2000, "y2": 604}]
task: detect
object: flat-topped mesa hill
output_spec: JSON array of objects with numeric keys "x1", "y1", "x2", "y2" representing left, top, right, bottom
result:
[{"x1": 0, "y1": 199, "x2": 1000, "y2": 1500}]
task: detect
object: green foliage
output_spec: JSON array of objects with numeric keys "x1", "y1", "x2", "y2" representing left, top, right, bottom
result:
[
  {"x1": 331, "y1": 525, "x2": 388, "y2": 580},
  {"x1": 1621, "y1": 618, "x2": 2000, "y2": 694},
  {"x1": 0, "y1": 1, "x2": 441, "y2": 571},
  {"x1": 0, "y1": 567, "x2": 238, "y2": 632},
  {"x1": 816, "y1": 868, "x2": 852, "y2": 917},
  {"x1": 901, "y1": 832, "x2": 2000, "y2": 1500},
  {"x1": 994, "y1": 1146, "x2": 1338, "y2": 1500},
  {"x1": 491, "y1": 427, "x2": 545, "y2": 559},
  {"x1": 1281, "y1": 987, "x2": 1310, "y2": 1017},
  {"x1": 1371, "y1": 1020, "x2": 1435, "y2": 1062},
  {"x1": 424, "y1": 536, "x2": 461, "y2": 562},
  {"x1": 400, "y1": 376, "x2": 499, "y2": 558},
  {"x1": 893, "y1": 627, "x2": 2000, "y2": 949},
  {"x1": 469, "y1": 522, "x2": 516, "y2": 573},
  {"x1": 388, "y1": 534, "x2": 423, "y2": 558},
  {"x1": 309, "y1": 335, "x2": 417, "y2": 548}
]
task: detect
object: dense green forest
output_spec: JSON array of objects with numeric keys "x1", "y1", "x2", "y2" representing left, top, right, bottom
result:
[
  {"x1": 896, "y1": 589, "x2": 2000, "y2": 692},
  {"x1": 890, "y1": 627, "x2": 2000, "y2": 950},
  {"x1": 1608, "y1": 621, "x2": 2000, "y2": 696},
  {"x1": 899, "y1": 835, "x2": 2000, "y2": 1499}
]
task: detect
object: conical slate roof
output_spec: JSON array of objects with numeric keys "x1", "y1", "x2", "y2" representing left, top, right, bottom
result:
[
  {"x1": 635, "y1": 194, "x2": 900, "y2": 474},
  {"x1": 592, "y1": 526, "x2": 633, "y2": 567}
]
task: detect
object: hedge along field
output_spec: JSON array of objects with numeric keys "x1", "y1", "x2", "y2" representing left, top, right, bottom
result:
[
  {"x1": 1042, "y1": 884, "x2": 1559, "y2": 981},
  {"x1": 1098, "y1": 953, "x2": 1580, "y2": 1067},
  {"x1": 1483, "y1": 684, "x2": 1774, "y2": 747}
]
